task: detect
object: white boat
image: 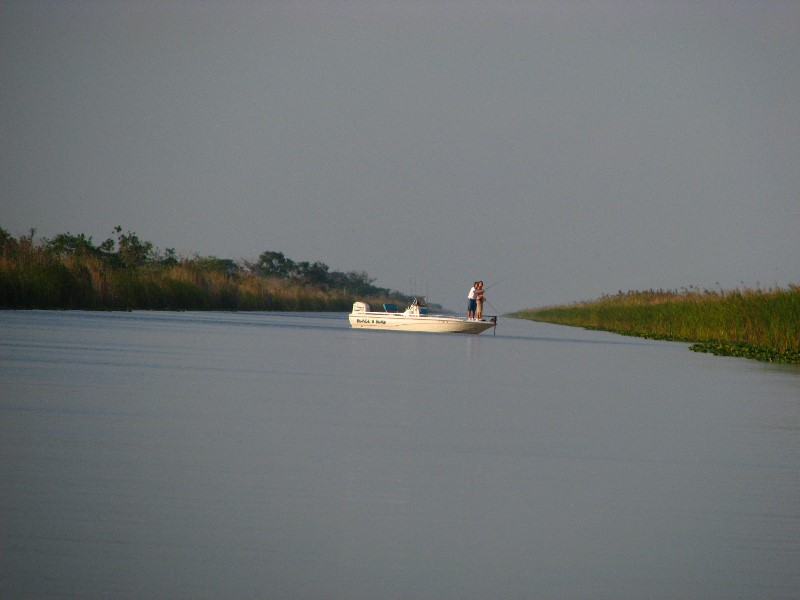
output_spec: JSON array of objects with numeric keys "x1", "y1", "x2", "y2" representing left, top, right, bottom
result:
[{"x1": 348, "y1": 299, "x2": 496, "y2": 334}]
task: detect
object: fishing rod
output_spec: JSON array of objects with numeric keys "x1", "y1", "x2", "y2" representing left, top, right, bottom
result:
[
  {"x1": 482, "y1": 297, "x2": 503, "y2": 317},
  {"x1": 482, "y1": 278, "x2": 506, "y2": 292},
  {"x1": 481, "y1": 297, "x2": 501, "y2": 335}
]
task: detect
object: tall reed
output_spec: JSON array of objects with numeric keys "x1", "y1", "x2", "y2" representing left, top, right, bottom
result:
[
  {"x1": 0, "y1": 251, "x2": 390, "y2": 312},
  {"x1": 514, "y1": 286, "x2": 800, "y2": 363}
]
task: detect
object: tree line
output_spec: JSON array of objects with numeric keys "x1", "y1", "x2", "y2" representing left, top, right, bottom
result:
[{"x1": 0, "y1": 226, "x2": 409, "y2": 311}]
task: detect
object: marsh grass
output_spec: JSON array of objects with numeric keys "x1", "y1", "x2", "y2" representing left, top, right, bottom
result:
[
  {"x1": 0, "y1": 226, "x2": 413, "y2": 312},
  {"x1": 513, "y1": 286, "x2": 800, "y2": 363},
  {"x1": 0, "y1": 253, "x2": 383, "y2": 313}
]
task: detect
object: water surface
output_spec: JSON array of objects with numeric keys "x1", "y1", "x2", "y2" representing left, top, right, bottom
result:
[{"x1": 1, "y1": 310, "x2": 798, "y2": 599}]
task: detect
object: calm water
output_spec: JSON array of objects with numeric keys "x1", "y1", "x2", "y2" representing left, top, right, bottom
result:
[{"x1": 1, "y1": 310, "x2": 798, "y2": 599}]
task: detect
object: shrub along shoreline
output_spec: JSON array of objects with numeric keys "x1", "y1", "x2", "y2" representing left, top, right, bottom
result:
[
  {"x1": 0, "y1": 226, "x2": 410, "y2": 312},
  {"x1": 512, "y1": 286, "x2": 800, "y2": 364}
]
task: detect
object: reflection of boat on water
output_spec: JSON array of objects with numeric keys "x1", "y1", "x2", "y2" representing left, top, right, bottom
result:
[{"x1": 348, "y1": 298, "x2": 497, "y2": 334}]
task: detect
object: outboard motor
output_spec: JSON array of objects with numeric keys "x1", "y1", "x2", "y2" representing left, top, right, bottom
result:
[{"x1": 352, "y1": 302, "x2": 370, "y2": 314}]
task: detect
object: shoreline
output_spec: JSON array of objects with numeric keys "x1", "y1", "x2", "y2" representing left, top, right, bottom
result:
[{"x1": 511, "y1": 286, "x2": 800, "y2": 364}]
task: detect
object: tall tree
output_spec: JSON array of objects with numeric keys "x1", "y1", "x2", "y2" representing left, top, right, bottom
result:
[
  {"x1": 113, "y1": 226, "x2": 153, "y2": 268},
  {"x1": 45, "y1": 232, "x2": 98, "y2": 257},
  {"x1": 256, "y1": 251, "x2": 294, "y2": 277}
]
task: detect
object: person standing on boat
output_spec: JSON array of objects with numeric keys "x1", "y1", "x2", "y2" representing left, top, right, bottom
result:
[
  {"x1": 475, "y1": 281, "x2": 486, "y2": 319},
  {"x1": 467, "y1": 281, "x2": 480, "y2": 319}
]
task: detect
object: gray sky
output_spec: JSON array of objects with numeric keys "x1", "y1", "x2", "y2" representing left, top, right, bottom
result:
[{"x1": 2, "y1": 0, "x2": 798, "y2": 311}]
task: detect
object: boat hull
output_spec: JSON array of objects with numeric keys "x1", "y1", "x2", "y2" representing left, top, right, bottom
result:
[{"x1": 348, "y1": 313, "x2": 495, "y2": 334}]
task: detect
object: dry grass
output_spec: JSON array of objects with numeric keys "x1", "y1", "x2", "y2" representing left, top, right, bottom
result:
[{"x1": 2, "y1": 253, "x2": 363, "y2": 312}]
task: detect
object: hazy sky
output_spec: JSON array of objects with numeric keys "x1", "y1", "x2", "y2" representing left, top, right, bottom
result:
[{"x1": 2, "y1": 0, "x2": 798, "y2": 310}]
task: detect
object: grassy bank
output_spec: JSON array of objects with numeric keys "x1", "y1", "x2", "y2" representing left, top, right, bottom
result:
[
  {"x1": 512, "y1": 286, "x2": 800, "y2": 364},
  {"x1": 0, "y1": 226, "x2": 408, "y2": 312}
]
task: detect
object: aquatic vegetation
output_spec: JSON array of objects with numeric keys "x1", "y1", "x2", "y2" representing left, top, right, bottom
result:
[
  {"x1": 513, "y1": 286, "x2": 800, "y2": 364},
  {"x1": 0, "y1": 225, "x2": 408, "y2": 312}
]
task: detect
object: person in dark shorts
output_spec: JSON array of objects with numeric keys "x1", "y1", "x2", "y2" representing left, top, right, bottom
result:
[{"x1": 467, "y1": 281, "x2": 479, "y2": 319}]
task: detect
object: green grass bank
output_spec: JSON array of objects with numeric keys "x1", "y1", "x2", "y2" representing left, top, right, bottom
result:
[{"x1": 512, "y1": 286, "x2": 800, "y2": 364}]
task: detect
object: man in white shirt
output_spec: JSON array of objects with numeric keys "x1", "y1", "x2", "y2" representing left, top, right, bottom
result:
[{"x1": 467, "y1": 281, "x2": 481, "y2": 319}]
